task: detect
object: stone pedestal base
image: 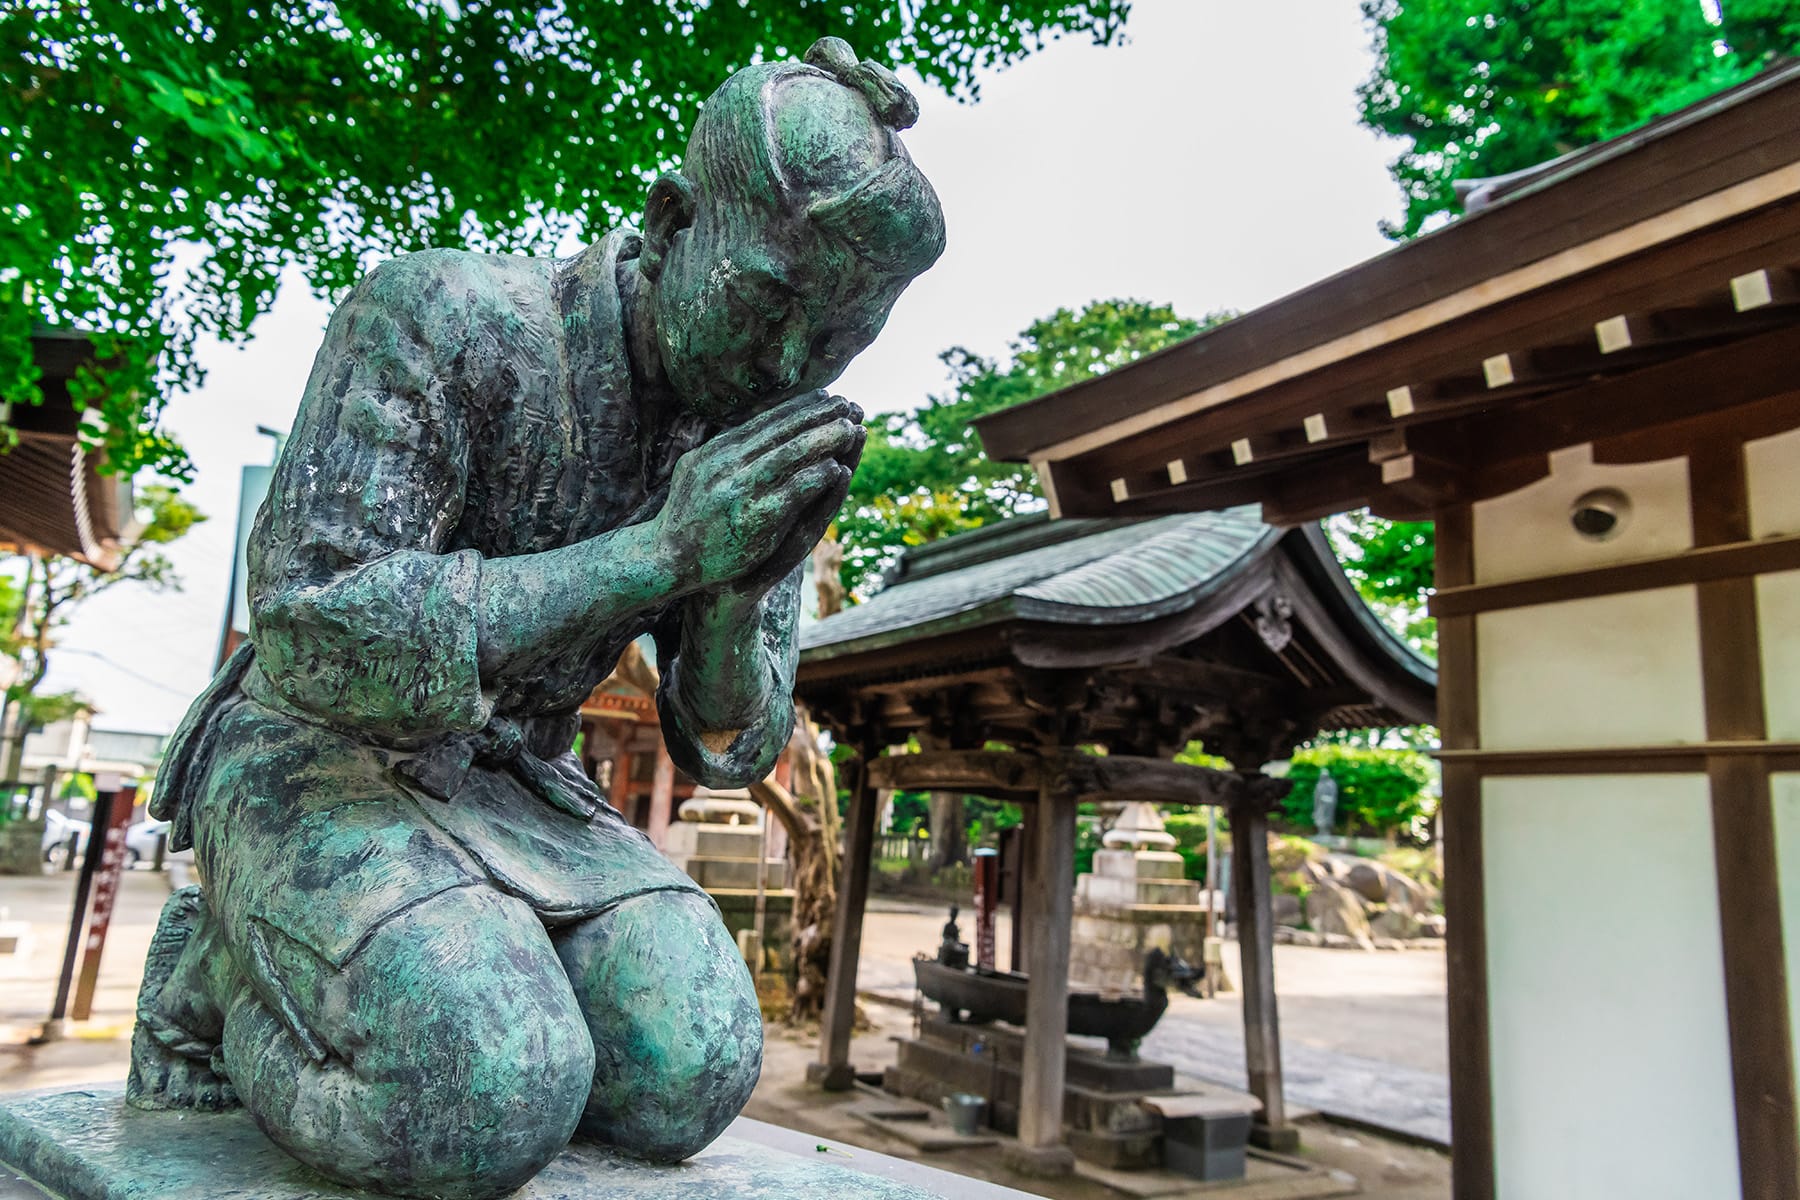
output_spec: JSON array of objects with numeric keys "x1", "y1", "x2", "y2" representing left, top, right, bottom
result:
[
  {"x1": 0, "y1": 1085, "x2": 1035, "y2": 1199},
  {"x1": 1069, "y1": 903, "x2": 1207, "y2": 994}
]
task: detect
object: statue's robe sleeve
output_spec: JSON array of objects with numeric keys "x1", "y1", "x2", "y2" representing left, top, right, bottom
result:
[
  {"x1": 248, "y1": 251, "x2": 491, "y2": 745},
  {"x1": 653, "y1": 565, "x2": 802, "y2": 789}
]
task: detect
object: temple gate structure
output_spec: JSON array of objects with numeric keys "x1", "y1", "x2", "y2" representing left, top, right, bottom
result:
[
  {"x1": 974, "y1": 61, "x2": 1800, "y2": 1200},
  {"x1": 795, "y1": 509, "x2": 1434, "y2": 1170}
]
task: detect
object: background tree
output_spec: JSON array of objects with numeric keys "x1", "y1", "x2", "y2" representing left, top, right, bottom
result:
[
  {"x1": 747, "y1": 712, "x2": 844, "y2": 1024},
  {"x1": 3, "y1": 0, "x2": 1132, "y2": 479},
  {"x1": 1326, "y1": 512, "x2": 1437, "y2": 655},
  {"x1": 1359, "y1": 0, "x2": 1800, "y2": 239},
  {"x1": 836, "y1": 299, "x2": 1233, "y2": 596},
  {"x1": 0, "y1": 486, "x2": 205, "y2": 782}
]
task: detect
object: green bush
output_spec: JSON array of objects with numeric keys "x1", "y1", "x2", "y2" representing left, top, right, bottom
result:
[
  {"x1": 1160, "y1": 812, "x2": 1223, "y2": 882},
  {"x1": 1072, "y1": 820, "x2": 1100, "y2": 879},
  {"x1": 1280, "y1": 746, "x2": 1434, "y2": 837},
  {"x1": 888, "y1": 791, "x2": 929, "y2": 834},
  {"x1": 965, "y1": 796, "x2": 1022, "y2": 849}
]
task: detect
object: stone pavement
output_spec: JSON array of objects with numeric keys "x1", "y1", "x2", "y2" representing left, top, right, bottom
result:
[
  {"x1": 857, "y1": 899, "x2": 1451, "y2": 1146},
  {"x1": 1137, "y1": 1021, "x2": 1450, "y2": 1147}
]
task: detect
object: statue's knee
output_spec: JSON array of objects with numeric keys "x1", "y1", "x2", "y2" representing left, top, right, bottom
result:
[
  {"x1": 559, "y1": 890, "x2": 762, "y2": 1163},
  {"x1": 226, "y1": 890, "x2": 595, "y2": 1199},
  {"x1": 413, "y1": 992, "x2": 593, "y2": 1193}
]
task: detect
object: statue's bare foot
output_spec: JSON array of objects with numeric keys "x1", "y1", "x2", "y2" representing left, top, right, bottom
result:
[
  {"x1": 127, "y1": 1024, "x2": 238, "y2": 1111},
  {"x1": 126, "y1": 886, "x2": 239, "y2": 1112}
]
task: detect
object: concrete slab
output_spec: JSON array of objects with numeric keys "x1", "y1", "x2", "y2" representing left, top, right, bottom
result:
[
  {"x1": 1073, "y1": 1150, "x2": 1357, "y2": 1200},
  {"x1": 845, "y1": 1099, "x2": 1000, "y2": 1151},
  {"x1": 0, "y1": 1085, "x2": 1039, "y2": 1200}
]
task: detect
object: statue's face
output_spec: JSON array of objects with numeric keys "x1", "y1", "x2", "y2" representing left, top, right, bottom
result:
[{"x1": 651, "y1": 198, "x2": 906, "y2": 423}]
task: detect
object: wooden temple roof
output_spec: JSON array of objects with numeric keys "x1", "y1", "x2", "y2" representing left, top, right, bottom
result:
[
  {"x1": 0, "y1": 333, "x2": 132, "y2": 569},
  {"x1": 973, "y1": 61, "x2": 1800, "y2": 526},
  {"x1": 796, "y1": 510, "x2": 1435, "y2": 762}
]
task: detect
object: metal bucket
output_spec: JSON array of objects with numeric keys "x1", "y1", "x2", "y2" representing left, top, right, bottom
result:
[{"x1": 942, "y1": 1093, "x2": 986, "y2": 1137}]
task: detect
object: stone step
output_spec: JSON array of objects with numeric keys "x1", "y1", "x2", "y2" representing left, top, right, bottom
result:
[
  {"x1": 673, "y1": 855, "x2": 788, "y2": 889},
  {"x1": 663, "y1": 823, "x2": 771, "y2": 859}
]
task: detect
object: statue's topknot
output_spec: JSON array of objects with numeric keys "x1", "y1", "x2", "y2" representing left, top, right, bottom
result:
[{"x1": 802, "y1": 36, "x2": 920, "y2": 131}]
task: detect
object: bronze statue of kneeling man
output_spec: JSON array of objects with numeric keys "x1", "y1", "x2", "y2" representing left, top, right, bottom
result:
[{"x1": 126, "y1": 38, "x2": 943, "y2": 1199}]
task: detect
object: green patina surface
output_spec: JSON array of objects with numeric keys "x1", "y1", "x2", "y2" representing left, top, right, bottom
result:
[
  {"x1": 0, "y1": 1087, "x2": 982, "y2": 1200},
  {"x1": 115, "y1": 35, "x2": 944, "y2": 1200}
]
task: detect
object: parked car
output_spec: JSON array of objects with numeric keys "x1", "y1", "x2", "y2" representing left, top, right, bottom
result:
[
  {"x1": 41, "y1": 810, "x2": 91, "y2": 867},
  {"x1": 125, "y1": 817, "x2": 174, "y2": 867}
]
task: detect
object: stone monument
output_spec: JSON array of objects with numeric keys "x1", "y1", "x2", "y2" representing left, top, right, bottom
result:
[
  {"x1": 1070, "y1": 803, "x2": 1208, "y2": 993},
  {"x1": 10, "y1": 37, "x2": 944, "y2": 1200},
  {"x1": 663, "y1": 786, "x2": 794, "y2": 970}
]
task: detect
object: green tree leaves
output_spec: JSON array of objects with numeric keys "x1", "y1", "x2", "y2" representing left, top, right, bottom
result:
[
  {"x1": 1358, "y1": 0, "x2": 1800, "y2": 239},
  {"x1": 837, "y1": 299, "x2": 1231, "y2": 596},
  {"x1": 3, "y1": 0, "x2": 1131, "y2": 478}
]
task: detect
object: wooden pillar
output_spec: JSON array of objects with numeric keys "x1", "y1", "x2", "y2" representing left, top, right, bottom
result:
[
  {"x1": 812, "y1": 742, "x2": 879, "y2": 1091},
  {"x1": 1003, "y1": 780, "x2": 1077, "y2": 1177},
  {"x1": 1231, "y1": 799, "x2": 1295, "y2": 1150},
  {"x1": 1013, "y1": 805, "x2": 1036, "y2": 974},
  {"x1": 608, "y1": 736, "x2": 635, "y2": 816},
  {"x1": 646, "y1": 743, "x2": 675, "y2": 850},
  {"x1": 1690, "y1": 442, "x2": 1798, "y2": 1200},
  {"x1": 1434, "y1": 503, "x2": 1496, "y2": 1200}
]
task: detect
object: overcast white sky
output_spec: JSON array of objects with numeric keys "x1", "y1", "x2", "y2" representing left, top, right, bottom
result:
[{"x1": 43, "y1": 0, "x2": 1407, "y2": 734}]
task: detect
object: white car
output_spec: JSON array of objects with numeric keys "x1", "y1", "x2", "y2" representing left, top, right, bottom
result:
[
  {"x1": 41, "y1": 810, "x2": 91, "y2": 866},
  {"x1": 125, "y1": 817, "x2": 176, "y2": 867}
]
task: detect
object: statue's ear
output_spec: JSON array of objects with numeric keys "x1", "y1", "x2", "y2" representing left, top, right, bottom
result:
[{"x1": 639, "y1": 172, "x2": 697, "y2": 282}]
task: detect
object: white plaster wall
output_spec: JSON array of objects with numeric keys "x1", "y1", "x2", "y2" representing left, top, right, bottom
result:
[
  {"x1": 1471, "y1": 445, "x2": 1692, "y2": 586},
  {"x1": 1748, "y1": 426, "x2": 1800, "y2": 741},
  {"x1": 1746, "y1": 424, "x2": 1800, "y2": 539},
  {"x1": 1775, "y1": 773, "x2": 1800, "y2": 1136},
  {"x1": 1476, "y1": 587, "x2": 1707, "y2": 750},
  {"x1": 1484, "y1": 774, "x2": 1740, "y2": 1200},
  {"x1": 1763, "y1": 571, "x2": 1800, "y2": 742}
]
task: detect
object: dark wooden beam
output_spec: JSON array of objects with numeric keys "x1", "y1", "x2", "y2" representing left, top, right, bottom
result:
[
  {"x1": 1061, "y1": 754, "x2": 1289, "y2": 811},
  {"x1": 866, "y1": 749, "x2": 1042, "y2": 795},
  {"x1": 1431, "y1": 533, "x2": 1800, "y2": 619},
  {"x1": 1029, "y1": 212, "x2": 1800, "y2": 519},
  {"x1": 1414, "y1": 324, "x2": 1800, "y2": 480},
  {"x1": 813, "y1": 740, "x2": 881, "y2": 1091}
]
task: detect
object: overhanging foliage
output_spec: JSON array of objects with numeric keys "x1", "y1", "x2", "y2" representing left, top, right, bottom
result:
[{"x1": 3, "y1": 0, "x2": 1132, "y2": 476}]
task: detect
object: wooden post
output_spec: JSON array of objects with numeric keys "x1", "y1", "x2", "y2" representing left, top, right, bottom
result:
[
  {"x1": 1014, "y1": 805, "x2": 1036, "y2": 974},
  {"x1": 972, "y1": 849, "x2": 998, "y2": 970},
  {"x1": 1004, "y1": 780, "x2": 1077, "y2": 1177},
  {"x1": 72, "y1": 784, "x2": 135, "y2": 1020},
  {"x1": 1203, "y1": 804, "x2": 1220, "y2": 999},
  {"x1": 646, "y1": 743, "x2": 675, "y2": 850},
  {"x1": 812, "y1": 742, "x2": 878, "y2": 1091},
  {"x1": 1231, "y1": 799, "x2": 1295, "y2": 1150}
]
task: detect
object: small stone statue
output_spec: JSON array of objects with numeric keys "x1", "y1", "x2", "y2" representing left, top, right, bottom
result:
[
  {"x1": 938, "y1": 903, "x2": 969, "y2": 968},
  {"x1": 1312, "y1": 770, "x2": 1340, "y2": 837},
  {"x1": 126, "y1": 38, "x2": 943, "y2": 1200}
]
